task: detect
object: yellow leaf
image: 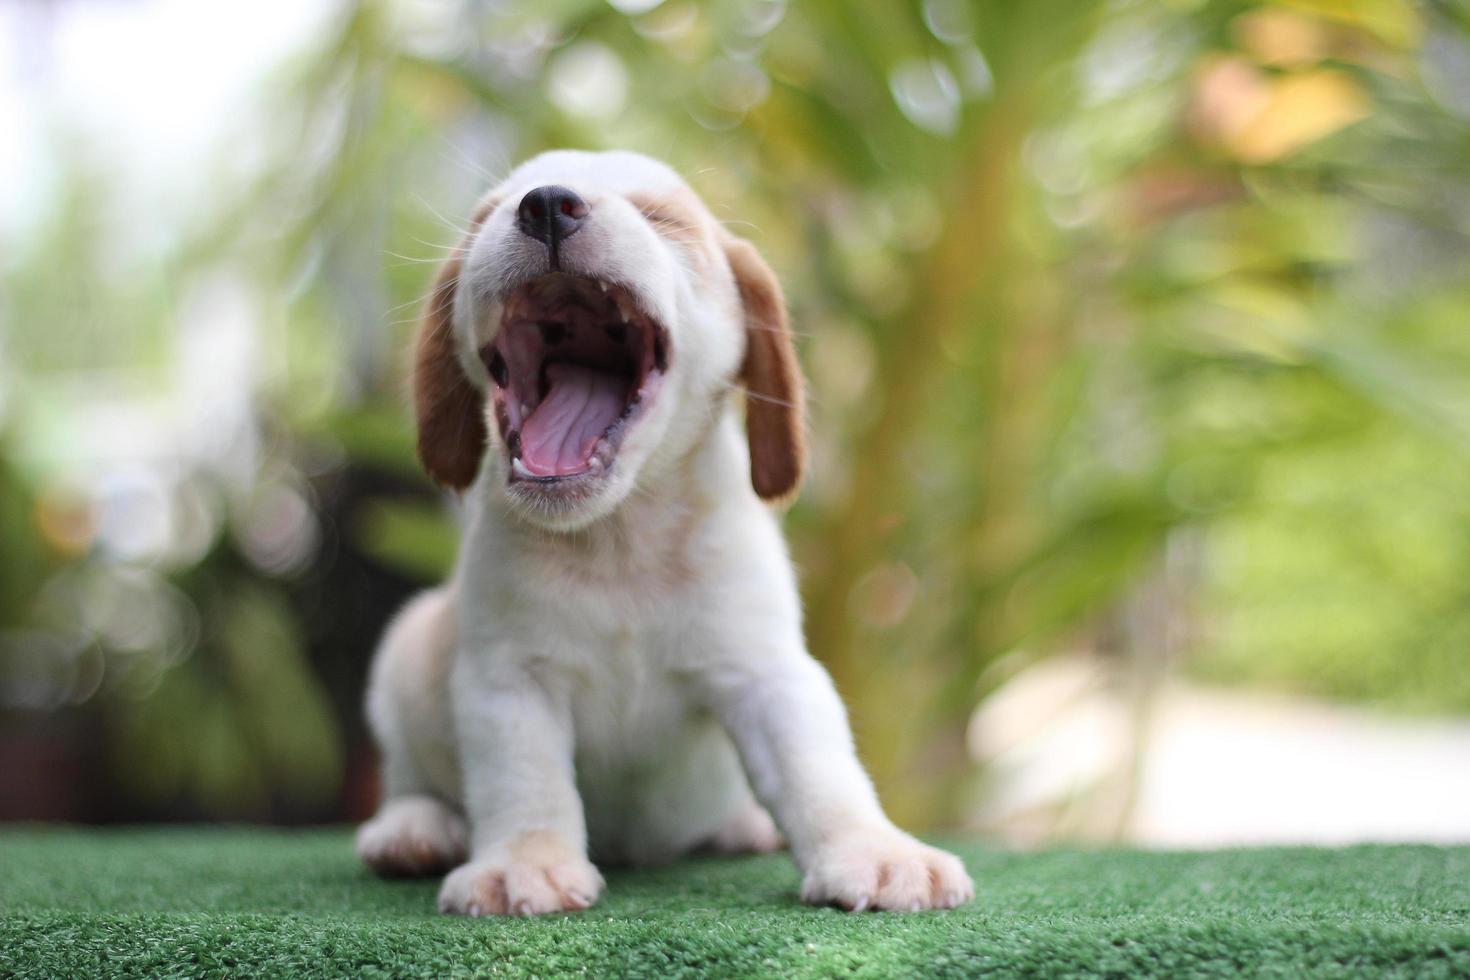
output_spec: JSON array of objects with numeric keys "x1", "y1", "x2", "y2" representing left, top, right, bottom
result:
[
  {"x1": 1275, "y1": 0, "x2": 1420, "y2": 49},
  {"x1": 1229, "y1": 68, "x2": 1369, "y2": 163},
  {"x1": 1233, "y1": 7, "x2": 1330, "y2": 67},
  {"x1": 1190, "y1": 54, "x2": 1271, "y2": 147}
]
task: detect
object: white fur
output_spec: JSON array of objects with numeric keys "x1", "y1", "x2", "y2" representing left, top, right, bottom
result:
[{"x1": 357, "y1": 150, "x2": 973, "y2": 915}]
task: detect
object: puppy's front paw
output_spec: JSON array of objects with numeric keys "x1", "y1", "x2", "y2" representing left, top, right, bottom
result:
[
  {"x1": 356, "y1": 795, "x2": 467, "y2": 877},
  {"x1": 437, "y1": 832, "x2": 604, "y2": 916},
  {"x1": 800, "y1": 828, "x2": 973, "y2": 911}
]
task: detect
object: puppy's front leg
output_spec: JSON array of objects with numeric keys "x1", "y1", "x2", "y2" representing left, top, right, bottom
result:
[
  {"x1": 709, "y1": 655, "x2": 974, "y2": 912},
  {"x1": 437, "y1": 655, "x2": 603, "y2": 916}
]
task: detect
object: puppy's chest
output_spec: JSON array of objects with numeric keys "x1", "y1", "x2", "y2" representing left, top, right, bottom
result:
[
  {"x1": 564, "y1": 623, "x2": 727, "y2": 859},
  {"x1": 488, "y1": 534, "x2": 714, "y2": 750},
  {"x1": 566, "y1": 623, "x2": 693, "y2": 754}
]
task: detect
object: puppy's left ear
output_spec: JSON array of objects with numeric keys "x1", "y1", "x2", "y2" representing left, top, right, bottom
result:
[
  {"x1": 413, "y1": 204, "x2": 492, "y2": 490},
  {"x1": 724, "y1": 235, "x2": 806, "y2": 502}
]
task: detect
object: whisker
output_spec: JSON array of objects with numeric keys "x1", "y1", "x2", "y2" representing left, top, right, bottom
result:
[
  {"x1": 742, "y1": 389, "x2": 800, "y2": 409},
  {"x1": 717, "y1": 218, "x2": 762, "y2": 233},
  {"x1": 383, "y1": 250, "x2": 455, "y2": 266},
  {"x1": 410, "y1": 237, "x2": 473, "y2": 254},
  {"x1": 713, "y1": 378, "x2": 809, "y2": 409},
  {"x1": 384, "y1": 285, "x2": 438, "y2": 321},
  {"x1": 414, "y1": 192, "x2": 482, "y2": 241},
  {"x1": 435, "y1": 137, "x2": 507, "y2": 186}
]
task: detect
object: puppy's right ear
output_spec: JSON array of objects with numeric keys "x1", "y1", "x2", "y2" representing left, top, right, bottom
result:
[
  {"x1": 724, "y1": 235, "x2": 806, "y2": 502},
  {"x1": 413, "y1": 207, "x2": 491, "y2": 490}
]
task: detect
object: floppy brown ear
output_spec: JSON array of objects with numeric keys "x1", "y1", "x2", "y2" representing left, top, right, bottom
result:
[
  {"x1": 413, "y1": 213, "x2": 490, "y2": 490},
  {"x1": 724, "y1": 236, "x2": 806, "y2": 502}
]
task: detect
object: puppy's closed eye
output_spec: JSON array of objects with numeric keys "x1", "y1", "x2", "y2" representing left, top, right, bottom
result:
[{"x1": 628, "y1": 190, "x2": 708, "y2": 244}]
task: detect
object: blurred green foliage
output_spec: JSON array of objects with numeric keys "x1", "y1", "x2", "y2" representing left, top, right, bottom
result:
[{"x1": 2, "y1": 0, "x2": 1470, "y2": 826}]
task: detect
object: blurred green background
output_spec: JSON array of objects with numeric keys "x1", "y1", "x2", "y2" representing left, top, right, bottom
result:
[{"x1": 2, "y1": 0, "x2": 1469, "y2": 840}]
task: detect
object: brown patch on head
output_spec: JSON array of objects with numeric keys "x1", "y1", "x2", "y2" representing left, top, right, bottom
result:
[
  {"x1": 722, "y1": 234, "x2": 806, "y2": 502},
  {"x1": 627, "y1": 188, "x2": 709, "y2": 237},
  {"x1": 627, "y1": 188, "x2": 722, "y2": 271},
  {"x1": 413, "y1": 198, "x2": 495, "y2": 490}
]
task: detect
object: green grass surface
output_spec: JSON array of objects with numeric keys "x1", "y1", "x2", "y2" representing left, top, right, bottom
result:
[{"x1": 0, "y1": 828, "x2": 1466, "y2": 978}]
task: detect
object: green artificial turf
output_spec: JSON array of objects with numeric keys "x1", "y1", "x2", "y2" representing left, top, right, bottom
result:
[{"x1": 0, "y1": 828, "x2": 1466, "y2": 978}]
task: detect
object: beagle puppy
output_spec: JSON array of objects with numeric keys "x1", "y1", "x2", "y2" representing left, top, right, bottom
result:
[{"x1": 355, "y1": 150, "x2": 973, "y2": 915}]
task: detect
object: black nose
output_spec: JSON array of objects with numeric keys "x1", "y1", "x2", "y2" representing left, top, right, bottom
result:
[{"x1": 516, "y1": 185, "x2": 588, "y2": 265}]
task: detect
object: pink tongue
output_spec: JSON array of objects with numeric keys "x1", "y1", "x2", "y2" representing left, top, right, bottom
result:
[{"x1": 519, "y1": 363, "x2": 629, "y2": 476}]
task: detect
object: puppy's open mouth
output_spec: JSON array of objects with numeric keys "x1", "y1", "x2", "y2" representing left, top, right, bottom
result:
[{"x1": 483, "y1": 273, "x2": 668, "y2": 483}]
